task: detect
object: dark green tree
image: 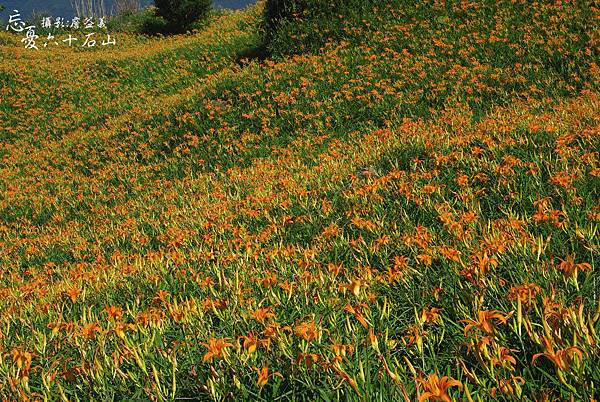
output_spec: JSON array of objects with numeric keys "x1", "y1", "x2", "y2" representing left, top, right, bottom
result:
[
  {"x1": 263, "y1": 0, "x2": 381, "y2": 57},
  {"x1": 263, "y1": 0, "x2": 307, "y2": 39},
  {"x1": 153, "y1": 0, "x2": 212, "y2": 34}
]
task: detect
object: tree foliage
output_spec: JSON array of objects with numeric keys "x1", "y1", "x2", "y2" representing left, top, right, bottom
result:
[
  {"x1": 153, "y1": 0, "x2": 212, "y2": 33},
  {"x1": 262, "y1": 0, "x2": 381, "y2": 56}
]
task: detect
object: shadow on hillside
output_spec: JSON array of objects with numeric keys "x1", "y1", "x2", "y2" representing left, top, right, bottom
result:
[{"x1": 236, "y1": 43, "x2": 270, "y2": 66}]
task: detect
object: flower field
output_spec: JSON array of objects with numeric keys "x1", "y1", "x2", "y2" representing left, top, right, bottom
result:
[{"x1": 0, "y1": 0, "x2": 599, "y2": 400}]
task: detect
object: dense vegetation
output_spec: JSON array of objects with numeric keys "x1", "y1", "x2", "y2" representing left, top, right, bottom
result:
[
  {"x1": 0, "y1": 0, "x2": 598, "y2": 400},
  {"x1": 154, "y1": 0, "x2": 212, "y2": 33},
  {"x1": 263, "y1": 0, "x2": 381, "y2": 56}
]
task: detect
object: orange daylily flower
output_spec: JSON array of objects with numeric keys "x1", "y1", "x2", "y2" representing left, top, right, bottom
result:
[
  {"x1": 240, "y1": 333, "x2": 259, "y2": 354},
  {"x1": 466, "y1": 335, "x2": 494, "y2": 357},
  {"x1": 152, "y1": 290, "x2": 171, "y2": 304},
  {"x1": 65, "y1": 286, "x2": 81, "y2": 303},
  {"x1": 201, "y1": 298, "x2": 227, "y2": 312},
  {"x1": 369, "y1": 328, "x2": 379, "y2": 351},
  {"x1": 296, "y1": 352, "x2": 320, "y2": 368},
  {"x1": 421, "y1": 307, "x2": 441, "y2": 324},
  {"x1": 78, "y1": 322, "x2": 103, "y2": 340},
  {"x1": 295, "y1": 321, "x2": 319, "y2": 342},
  {"x1": 349, "y1": 279, "x2": 362, "y2": 296},
  {"x1": 462, "y1": 310, "x2": 511, "y2": 336},
  {"x1": 508, "y1": 283, "x2": 541, "y2": 304},
  {"x1": 532, "y1": 336, "x2": 583, "y2": 371},
  {"x1": 251, "y1": 307, "x2": 275, "y2": 324},
  {"x1": 256, "y1": 366, "x2": 269, "y2": 387},
  {"x1": 332, "y1": 364, "x2": 361, "y2": 396},
  {"x1": 438, "y1": 246, "x2": 461, "y2": 263},
  {"x1": 472, "y1": 250, "x2": 498, "y2": 274},
  {"x1": 332, "y1": 342, "x2": 354, "y2": 358},
  {"x1": 112, "y1": 321, "x2": 134, "y2": 339},
  {"x1": 556, "y1": 254, "x2": 592, "y2": 277},
  {"x1": 104, "y1": 305, "x2": 123, "y2": 321},
  {"x1": 11, "y1": 348, "x2": 33, "y2": 372},
  {"x1": 403, "y1": 324, "x2": 428, "y2": 349},
  {"x1": 344, "y1": 303, "x2": 370, "y2": 328},
  {"x1": 490, "y1": 347, "x2": 518, "y2": 369},
  {"x1": 202, "y1": 337, "x2": 234, "y2": 363},
  {"x1": 322, "y1": 223, "x2": 340, "y2": 238},
  {"x1": 394, "y1": 255, "x2": 409, "y2": 270},
  {"x1": 417, "y1": 373, "x2": 462, "y2": 402},
  {"x1": 498, "y1": 376, "x2": 525, "y2": 395},
  {"x1": 417, "y1": 254, "x2": 433, "y2": 266},
  {"x1": 264, "y1": 322, "x2": 285, "y2": 338}
]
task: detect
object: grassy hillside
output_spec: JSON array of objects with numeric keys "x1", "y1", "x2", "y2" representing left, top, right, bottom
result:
[{"x1": 0, "y1": 1, "x2": 598, "y2": 400}]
